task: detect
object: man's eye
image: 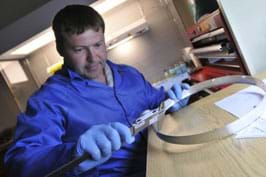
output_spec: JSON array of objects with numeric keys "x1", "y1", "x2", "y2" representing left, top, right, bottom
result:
[
  {"x1": 94, "y1": 43, "x2": 102, "y2": 47},
  {"x1": 73, "y1": 48, "x2": 83, "y2": 52}
]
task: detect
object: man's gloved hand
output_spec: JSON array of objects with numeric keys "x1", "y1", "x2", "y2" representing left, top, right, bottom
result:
[
  {"x1": 166, "y1": 83, "x2": 190, "y2": 112},
  {"x1": 74, "y1": 122, "x2": 135, "y2": 174}
]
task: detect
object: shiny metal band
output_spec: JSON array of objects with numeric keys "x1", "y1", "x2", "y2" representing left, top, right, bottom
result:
[{"x1": 153, "y1": 75, "x2": 266, "y2": 144}]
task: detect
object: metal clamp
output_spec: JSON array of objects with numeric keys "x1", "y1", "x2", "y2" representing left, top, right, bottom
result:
[{"x1": 130, "y1": 99, "x2": 176, "y2": 135}]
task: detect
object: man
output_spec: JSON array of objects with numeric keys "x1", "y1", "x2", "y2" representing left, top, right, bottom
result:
[{"x1": 4, "y1": 5, "x2": 189, "y2": 177}]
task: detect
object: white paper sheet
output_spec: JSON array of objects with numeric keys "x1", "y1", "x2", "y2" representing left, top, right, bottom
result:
[{"x1": 215, "y1": 80, "x2": 266, "y2": 139}]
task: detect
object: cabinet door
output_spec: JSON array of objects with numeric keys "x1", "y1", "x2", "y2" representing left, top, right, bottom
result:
[
  {"x1": 0, "y1": 72, "x2": 20, "y2": 133},
  {"x1": 218, "y1": 0, "x2": 266, "y2": 75}
]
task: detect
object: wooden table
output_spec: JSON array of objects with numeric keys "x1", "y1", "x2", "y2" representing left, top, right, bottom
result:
[{"x1": 146, "y1": 72, "x2": 266, "y2": 177}]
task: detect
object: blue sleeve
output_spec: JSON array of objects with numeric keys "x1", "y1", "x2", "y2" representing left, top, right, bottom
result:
[
  {"x1": 4, "y1": 97, "x2": 76, "y2": 177},
  {"x1": 138, "y1": 71, "x2": 166, "y2": 109}
]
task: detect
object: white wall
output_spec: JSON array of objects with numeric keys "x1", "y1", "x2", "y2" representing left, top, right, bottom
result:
[
  {"x1": 108, "y1": 0, "x2": 189, "y2": 83},
  {"x1": 218, "y1": 0, "x2": 266, "y2": 75}
]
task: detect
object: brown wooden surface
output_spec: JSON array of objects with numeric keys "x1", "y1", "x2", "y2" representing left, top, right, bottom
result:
[{"x1": 146, "y1": 72, "x2": 266, "y2": 177}]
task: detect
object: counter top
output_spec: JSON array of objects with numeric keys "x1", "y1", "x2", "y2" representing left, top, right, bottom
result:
[{"x1": 146, "y1": 72, "x2": 266, "y2": 177}]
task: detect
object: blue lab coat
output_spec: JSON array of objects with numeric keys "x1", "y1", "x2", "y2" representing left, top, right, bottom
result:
[{"x1": 4, "y1": 60, "x2": 166, "y2": 177}]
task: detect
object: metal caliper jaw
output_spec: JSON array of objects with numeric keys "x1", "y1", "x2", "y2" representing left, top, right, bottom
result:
[{"x1": 130, "y1": 98, "x2": 176, "y2": 136}]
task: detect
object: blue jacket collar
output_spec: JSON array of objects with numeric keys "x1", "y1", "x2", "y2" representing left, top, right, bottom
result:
[{"x1": 55, "y1": 60, "x2": 122, "y2": 88}]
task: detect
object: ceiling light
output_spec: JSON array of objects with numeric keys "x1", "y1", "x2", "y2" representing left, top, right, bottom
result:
[
  {"x1": 7, "y1": 0, "x2": 137, "y2": 57},
  {"x1": 106, "y1": 18, "x2": 149, "y2": 50},
  {"x1": 107, "y1": 36, "x2": 134, "y2": 50},
  {"x1": 11, "y1": 28, "x2": 55, "y2": 55},
  {"x1": 91, "y1": 0, "x2": 127, "y2": 14}
]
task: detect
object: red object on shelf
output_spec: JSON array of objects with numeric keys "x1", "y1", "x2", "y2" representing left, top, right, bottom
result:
[{"x1": 190, "y1": 66, "x2": 242, "y2": 91}]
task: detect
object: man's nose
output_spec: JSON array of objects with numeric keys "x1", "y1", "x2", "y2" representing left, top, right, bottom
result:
[{"x1": 86, "y1": 47, "x2": 97, "y2": 62}]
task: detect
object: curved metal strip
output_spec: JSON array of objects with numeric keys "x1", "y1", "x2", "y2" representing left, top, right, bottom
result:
[{"x1": 153, "y1": 75, "x2": 266, "y2": 144}]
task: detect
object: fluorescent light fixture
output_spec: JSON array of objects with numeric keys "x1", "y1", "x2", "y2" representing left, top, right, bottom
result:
[
  {"x1": 106, "y1": 18, "x2": 149, "y2": 50},
  {"x1": 8, "y1": 0, "x2": 128, "y2": 57},
  {"x1": 11, "y1": 28, "x2": 55, "y2": 55},
  {"x1": 91, "y1": 0, "x2": 127, "y2": 14},
  {"x1": 107, "y1": 36, "x2": 134, "y2": 50},
  {"x1": 6, "y1": 0, "x2": 143, "y2": 57}
]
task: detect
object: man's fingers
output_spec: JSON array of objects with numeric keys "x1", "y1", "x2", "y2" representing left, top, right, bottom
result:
[
  {"x1": 78, "y1": 134, "x2": 101, "y2": 160},
  {"x1": 103, "y1": 125, "x2": 121, "y2": 151},
  {"x1": 95, "y1": 132, "x2": 112, "y2": 158},
  {"x1": 181, "y1": 83, "x2": 190, "y2": 90},
  {"x1": 110, "y1": 122, "x2": 135, "y2": 144},
  {"x1": 167, "y1": 89, "x2": 177, "y2": 100},
  {"x1": 173, "y1": 83, "x2": 182, "y2": 99}
]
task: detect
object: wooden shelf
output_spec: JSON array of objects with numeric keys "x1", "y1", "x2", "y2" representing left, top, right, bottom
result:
[{"x1": 186, "y1": 9, "x2": 248, "y2": 78}]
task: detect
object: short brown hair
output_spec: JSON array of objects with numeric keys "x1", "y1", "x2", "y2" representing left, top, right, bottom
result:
[{"x1": 52, "y1": 4, "x2": 105, "y2": 54}]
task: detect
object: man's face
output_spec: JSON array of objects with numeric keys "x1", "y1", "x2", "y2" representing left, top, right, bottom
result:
[{"x1": 62, "y1": 29, "x2": 107, "y2": 80}]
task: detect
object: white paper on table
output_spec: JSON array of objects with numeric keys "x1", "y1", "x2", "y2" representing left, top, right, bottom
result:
[{"x1": 215, "y1": 79, "x2": 266, "y2": 139}]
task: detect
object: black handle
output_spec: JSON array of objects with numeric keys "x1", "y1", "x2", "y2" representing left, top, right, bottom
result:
[{"x1": 45, "y1": 153, "x2": 91, "y2": 177}]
